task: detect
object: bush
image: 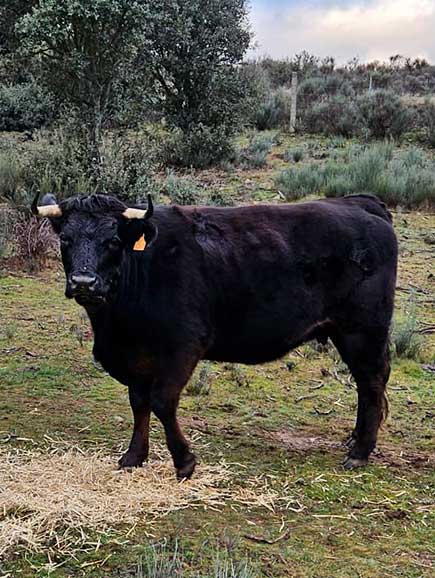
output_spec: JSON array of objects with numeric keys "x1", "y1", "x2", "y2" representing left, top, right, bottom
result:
[
  {"x1": 357, "y1": 90, "x2": 412, "y2": 139},
  {"x1": 303, "y1": 95, "x2": 363, "y2": 137},
  {"x1": 161, "y1": 171, "x2": 204, "y2": 206},
  {"x1": 422, "y1": 100, "x2": 435, "y2": 147},
  {"x1": 163, "y1": 125, "x2": 236, "y2": 169},
  {"x1": 285, "y1": 148, "x2": 304, "y2": 163},
  {"x1": 392, "y1": 305, "x2": 423, "y2": 360},
  {"x1": 275, "y1": 165, "x2": 324, "y2": 200},
  {"x1": 239, "y1": 135, "x2": 273, "y2": 168},
  {"x1": 254, "y1": 88, "x2": 291, "y2": 130},
  {"x1": 0, "y1": 82, "x2": 55, "y2": 132},
  {"x1": 0, "y1": 151, "x2": 24, "y2": 203},
  {"x1": 186, "y1": 362, "x2": 213, "y2": 395},
  {"x1": 13, "y1": 215, "x2": 59, "y2": 270}
]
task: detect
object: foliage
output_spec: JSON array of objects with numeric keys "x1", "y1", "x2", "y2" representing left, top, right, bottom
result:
[
  {"x1": 0, "y1": 150, "x2": 24, "y2": 203},
  {"x1": 302, "y1": 95, "x2": 363, "y2": 137},
  {"x1": 13, "y1": 214, "x2": 58, "y2": 269},
  {"x1": 284, "y1": 148, "x2": 304, "y2": 163},
  {"x1": 163, "y1": 125, "x2": 237, "y2": 169},
  {"x1": 17, "y1": 0, "x2": 149, "y2": 157},
  {"x1": 161, "y1": 171, "x2": 204, "y2": 206},
  {"x1": 140, "y1": 0, "x2": 251, "y2": 166},
  {"x1": 0, "y1": 82, "x2": 55, "y2": 131},
  {"x1": 275, "y1": 143, "x2": 435, "y2": 208},
  {"x1": 357, "y1": 90, "x2": 412, "y2": 139},
  {"x1": 254, "y1": 88, "x2": 291, "y2": 130},
  {"x1": 392, "y1": 301, "x2": 424, "y2": 360},
  {"x1": 275, "y1": 164, "x2": 324, "y2": 200},
  {"x1": 186, "y1": 362, "x2": 213, "y2": 396},
  {"x1": 239, "y1": 135, "x2": 273, "y2": 168},
  {"x1": 422, "y1": 99, "x2": 435, "y2": 147}
]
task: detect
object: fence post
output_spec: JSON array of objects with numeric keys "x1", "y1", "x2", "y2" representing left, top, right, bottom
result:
[{"x1": 290, "y1": 71, "x2": 298, "y2": 133}]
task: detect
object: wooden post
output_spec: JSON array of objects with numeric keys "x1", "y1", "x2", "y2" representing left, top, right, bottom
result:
[{"x1": 290, "y1": 71, "x2": 298, "y2": 133}]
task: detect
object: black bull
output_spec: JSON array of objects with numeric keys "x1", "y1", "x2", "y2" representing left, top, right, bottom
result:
[{"x1": 33, "y1": 192, "x2": 397, "y2": 479}]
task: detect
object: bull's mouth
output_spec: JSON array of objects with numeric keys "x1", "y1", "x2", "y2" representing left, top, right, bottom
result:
[{"x1": 74, "y1": 293, "x2": 107, "y2": 306}]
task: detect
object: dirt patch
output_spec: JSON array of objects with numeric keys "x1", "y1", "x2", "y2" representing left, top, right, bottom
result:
[{"x1": 269, "y1": 429, "x2": 435, "y2": 469}]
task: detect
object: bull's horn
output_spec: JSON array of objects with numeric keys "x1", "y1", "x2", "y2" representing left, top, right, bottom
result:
[
  {"x1": 31, "y1": 192, "x2": 62, "y2": 218},
  {"x1": 122, "y1": 194, "x2": 154, "y2": 220}
]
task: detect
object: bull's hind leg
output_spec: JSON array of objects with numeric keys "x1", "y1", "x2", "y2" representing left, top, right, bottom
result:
[{"x1": 331, "y1": 331, "x2": 390, "y2": 469}]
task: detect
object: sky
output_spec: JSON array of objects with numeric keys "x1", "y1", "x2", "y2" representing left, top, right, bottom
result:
[{"x1": 249, "y1": 0, "x2": 435, "y2": 63}]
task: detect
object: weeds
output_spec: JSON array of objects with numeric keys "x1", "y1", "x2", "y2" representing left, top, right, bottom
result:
[
  {"x1": 186, "y1": 362, "x2": 213, "y2": 395},
  {"x1": 13, "y1": 215, "x2": 58, "y2": 270},
  {"x1": 392, "y1": 301, "x2": 424, "y2": 360},
  {"x1": 239, "y1": 135, "x2": 273, "y2": 168},
  {"x1": 284, "y1": 148, "x2": 304, "y2": 163}
]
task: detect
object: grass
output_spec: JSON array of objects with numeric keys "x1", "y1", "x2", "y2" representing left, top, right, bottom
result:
[{"x1": 0, "y1": 131, "x2": 434, "y2": 578}]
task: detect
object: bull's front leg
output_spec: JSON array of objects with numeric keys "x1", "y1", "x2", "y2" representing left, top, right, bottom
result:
[
  {"x1": 119, "y1": 385, "x2": 151, "y2": 468},
  {"x1": 151, "y1": 353, "x2": 200, "y2": 479}
]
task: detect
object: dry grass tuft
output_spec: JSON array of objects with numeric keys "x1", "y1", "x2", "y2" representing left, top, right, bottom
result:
[{"x1": 0, "y1": 445, "x2": 288, "y2": 560}]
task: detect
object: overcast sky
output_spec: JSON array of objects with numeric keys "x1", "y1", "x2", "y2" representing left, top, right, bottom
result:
[{"x1": 249, "y1": 0, "x2": 435, "y2": 63}]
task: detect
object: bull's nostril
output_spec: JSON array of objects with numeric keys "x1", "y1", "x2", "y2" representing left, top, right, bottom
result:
[{"x1": 71, "y1": 274, "x2": 97, "y2": 291}]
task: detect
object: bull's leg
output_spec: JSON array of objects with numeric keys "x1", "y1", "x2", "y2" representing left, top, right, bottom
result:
[
  {"x1": 332, "y1": 331, "x2": 390, "y2": 469},
  {"x1": 151, "y1": 356, "x2": 199, "y2": 479},
  {"x1": 119, "y1": 385, "x2": 151, "y2": 469}
]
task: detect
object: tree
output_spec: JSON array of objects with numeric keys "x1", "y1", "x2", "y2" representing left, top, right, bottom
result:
[
  {"x1": 17, "y1": 0, "x2": 149, "y2": 159},
  {"x1": 139, "y1": 0, "x2": 251, "y2": 166}
]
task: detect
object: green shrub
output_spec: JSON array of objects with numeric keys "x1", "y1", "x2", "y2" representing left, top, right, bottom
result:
[
  {"x1": 163, "y1": 125, "x2": 236, "y2": 169},
  {"x1": 357, "y1": 90, "x2": 412, "y2": 139},
  {"x1": 186, "y1": 361, "x2": 213, "y2": 395},
  {"x1": 161, "y1": 171, "x2": 204, "y2": 206},
  {"x1": 303, "y1": 95, "x2": 363, "y2": 137},
  {"x1": 239, "y1": 135, "x2": 273, "y2": 168},
  {"x1": 284, "y1": 148, "x2": 304, "y2": 163},
  {"x1": 0, "y1": 151, "x2": 24, "y2": 202},
  {"x1": 254, "y1": 88, "x2": 291, "y2": 130},
  {"x1": 422, "y1": 100, "x2": 435, "y2": 147},
  {"x1": 0, "y1": 82, "x2": 55, "y2": 131},
  {"x1": 392, "y1": 305, "x2": 424, "y2": 360},
  {"x1": 275, "y1": 165, "x2": 324, "y2": 200}
]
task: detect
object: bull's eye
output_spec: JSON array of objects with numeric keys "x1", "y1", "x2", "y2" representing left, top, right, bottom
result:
[{"x1": 107, "y1": 237, "x2": 122, "y2": 252}]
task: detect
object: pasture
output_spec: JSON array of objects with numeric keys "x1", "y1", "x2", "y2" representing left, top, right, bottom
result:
[{"x1": 0, "y1": 133, "x2": 434, "y2": 578}]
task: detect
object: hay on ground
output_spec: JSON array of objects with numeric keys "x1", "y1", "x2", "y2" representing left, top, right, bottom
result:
[{"x1": 0, "y1": 445, "x2": 290, "y2": 559}]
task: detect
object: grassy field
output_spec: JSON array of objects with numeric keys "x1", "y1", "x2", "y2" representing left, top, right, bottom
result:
[{"x1": 0, "y1": 133, "x2": 434, "y2": 577}]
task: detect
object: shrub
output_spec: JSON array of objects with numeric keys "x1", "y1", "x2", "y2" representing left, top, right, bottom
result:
[
  {"x1": 303, "y1": 95, "x2": 363, "y2": 137},
  {"x1": 163, "y1": 125, "x2": 236, "y2": 169},
  {"x1": 0, "y1": 82, "x2": 55, "y2": 131},
  {"x1": 392, "y1": 305, "x2": 423, "y2": 360},
  {"x1": 422, "y1": 100, "x2": 435, "y2": 147},
  {"x1": 13, "y1": 215, "x2": 59, "y2": 270},
  {"x1": 254, "y1": 88, "x2": 291, "y2": 130},
  {"x1": 161, "y1": 171, "x2": 204, "y2": 206},
  {"x1": 284, "y1": 148, "x2": 304, "y2": 163},
  {"x1": 357, "y1": 90, "x2": 412, "y2": 139},
  {"x1": 0, "y1": 151, "x2": 24, "y2": 203},
  {"x1": 186, "y1": 362, "x2": 213, "y2": 395},
  {"x1": 239, "y1": 135, "x2": 273, "y2": 168},
  {"x1": 275, "y1": 165, "x2": 324, "y2": 200}
]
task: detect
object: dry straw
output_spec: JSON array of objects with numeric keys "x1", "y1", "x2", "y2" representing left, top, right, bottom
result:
[{"x1": 0, "y1": 444, "x2": 291, "y2": 559}]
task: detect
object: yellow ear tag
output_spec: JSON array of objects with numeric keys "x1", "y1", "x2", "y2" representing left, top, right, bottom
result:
[{"x1": 133, "y1": 235, "x2": 146, "y2": 252}]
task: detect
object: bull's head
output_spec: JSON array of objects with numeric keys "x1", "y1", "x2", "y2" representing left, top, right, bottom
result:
[{"x1": 32, "y1": 192, "x2": 156, "y2": 306}]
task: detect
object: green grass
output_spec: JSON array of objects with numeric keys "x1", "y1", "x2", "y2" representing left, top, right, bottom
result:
[{"x1": 0, "y1": 133, "x2": 434, "y2": 578}]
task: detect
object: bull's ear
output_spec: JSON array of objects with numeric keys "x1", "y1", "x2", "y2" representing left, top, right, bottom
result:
[{"x1": 119, "y1": 218, "x2": 159, "y2": 251}]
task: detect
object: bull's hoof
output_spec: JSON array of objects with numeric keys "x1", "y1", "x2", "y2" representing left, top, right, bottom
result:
[
  {"x1": 343, "y1": 456, "x2": 368, "y2": 470},
  {"x1": 176, "y1": 453, "x2": 197, "y2": 481},
  {"x1": 118, "y1": 451, "x2": 146, "y2": 470}
]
